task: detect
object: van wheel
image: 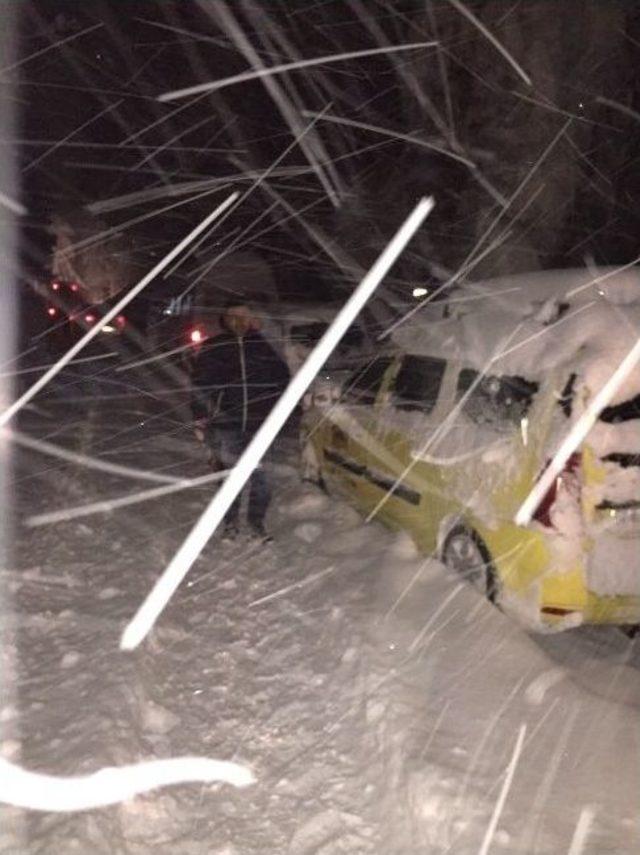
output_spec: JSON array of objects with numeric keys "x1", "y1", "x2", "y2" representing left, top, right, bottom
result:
[
  {"x1": 618, "y1": 624, "x2": 640, "y2": 639},
  {"x1": 442, "y1": 525, "x2": 500, "y2": 604}
]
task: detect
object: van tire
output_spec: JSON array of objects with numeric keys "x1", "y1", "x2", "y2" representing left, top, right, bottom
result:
[
  {"x1": 618, "y1": 624, "x2": 640, "y2": 639},
  {"x1": 442, "y1": 525, "x2": 500, "y2": 604}
]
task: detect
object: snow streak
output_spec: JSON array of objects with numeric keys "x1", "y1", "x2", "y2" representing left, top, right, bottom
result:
[
  {"x1": 445, "y1": 0, "x2": 532, "y2": 87},
  {"x1": 25, "y1": 469, "x2": 230, "y2": 527},
  {"x1": 10, "y1": 430, "x2": 186, "y2": 486},
  {"x1": 301, "y1": 109, "x2": 476, "y2": 167},
  {"x1": 0, "y1": 21, "x2": 104, "y2": 76},
  {"x1": 0, "y1": 192, "x2": 239, "y2": 428},
  {"x1": 477, "y1": 723, "x2": 527, "y2": 855},
  {"x1": 567, "y1": 806, "x2": 596, "y2": 855},
  {"x1": 379, "y1": 111, "x2": 570, "y2": 341},
  {"x1": 249, "y1": 565, "x2": 337, "y2": 608},
  {"x1": 121, "y1": 196, "x2": 434, "y2": 650},
  {"x1": 0, "y1": 190, "x2": 26, "y2": 216},
  {"x1": 515, "y1": 326, "x2": 640, "y2": 525},
  {"x1": 158, "y1": 40, "x2": 437, "y2": 101},
  {"x1": 0, "y1": 757, "x2": 254, "y2": 813}
]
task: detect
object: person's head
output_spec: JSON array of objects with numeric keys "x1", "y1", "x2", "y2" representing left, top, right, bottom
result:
[{"x1": 221, "y1": 302, "x2": 254, "y2": 337}]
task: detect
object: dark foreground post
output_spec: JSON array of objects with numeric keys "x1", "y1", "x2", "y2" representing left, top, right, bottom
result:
[{"x1": 0, "y1": 2, "x2": 24, "y2": 849}]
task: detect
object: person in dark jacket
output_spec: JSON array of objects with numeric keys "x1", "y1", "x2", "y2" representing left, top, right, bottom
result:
[{"x1": 191, "y1": 301, "x2": 290, "y2": 540}]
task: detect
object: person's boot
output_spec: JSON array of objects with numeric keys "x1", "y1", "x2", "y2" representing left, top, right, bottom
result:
[
  {"x1": 221, "y1": 520, "x2": 239, "y2": 542},
  {"x1": 249, "y1": 522, "x2": 273, "y2": 543}
]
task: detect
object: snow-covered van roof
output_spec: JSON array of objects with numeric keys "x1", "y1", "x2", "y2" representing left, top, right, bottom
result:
[
  {"x1": 393, "y1": 267, "x2": 640, "y2": 396},
  {"x1": 451, "y1": 266, "x2": 640, "y2": 311}
]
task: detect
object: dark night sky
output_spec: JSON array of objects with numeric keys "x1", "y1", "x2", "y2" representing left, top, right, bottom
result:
[{"x1": 14, "y1": 1, "x2": 640, "y2": 299}]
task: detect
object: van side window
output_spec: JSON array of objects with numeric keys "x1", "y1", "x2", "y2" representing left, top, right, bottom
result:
[
  {"x1": 393, "y1": 355, "x2": 446, "y2": 413},
  {"x1": 559, "y1": 373, "x2": 577, "y2": 417},
  {"x1": 600, "y1": 391, "x2": 640, "y2": 423},
  {"x1": 347, "y1": 357, "x2": 393, "y2": 404},
  {"x1": 457, "y1": 369, "x2": 538, "y2": 426}
]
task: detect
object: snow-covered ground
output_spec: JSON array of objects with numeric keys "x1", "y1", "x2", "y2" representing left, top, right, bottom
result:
[{"x1": 1, "y1": 365, "x2": 639, "y2": 853}]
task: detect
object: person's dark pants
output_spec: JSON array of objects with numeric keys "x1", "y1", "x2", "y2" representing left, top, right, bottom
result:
[{"x1": 208, "y1": 427, "x2": 271, "y2": 529}]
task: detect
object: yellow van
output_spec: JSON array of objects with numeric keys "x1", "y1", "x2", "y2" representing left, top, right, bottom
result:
[{"x1": 301, "y1": 268, "x2": 640, "y2": 631}]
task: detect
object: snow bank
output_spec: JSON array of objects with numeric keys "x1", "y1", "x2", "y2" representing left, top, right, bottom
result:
[
  {"x1": 371, "y1": 554, "x2": 640, "y2": 854},
  {"x1": 8, "y1": 369, "x2": 640, "y2": 854}
]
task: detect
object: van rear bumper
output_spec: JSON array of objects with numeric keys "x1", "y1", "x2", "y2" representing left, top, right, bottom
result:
[
  {"x1": 539, "y1": 573, "x2": 640, "y2": 626},
  {"x1": 485, "y1": 523, "x2": 640, "y2": 628}
]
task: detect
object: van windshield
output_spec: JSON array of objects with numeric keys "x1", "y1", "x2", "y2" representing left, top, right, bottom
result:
[
  {"x1": 290, "y1": 321, "x2": 364, "y2": 356},
  {"x1": 290, "y1": 322, "x2": 328, "y2": 347}
]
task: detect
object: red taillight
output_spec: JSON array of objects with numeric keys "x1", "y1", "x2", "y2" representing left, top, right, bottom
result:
[
  {"x1": 84, "y1": 313, "x2": 96, "y2": 324},
  {"x1": 115, "y1": 315, "x2": 126, "y2": 328},
  {"x1": 541, "y1": 606, "x2": 578, "y2": 616},
  {"x1": 70, "y1": 283, "x2": 80, "y2": 293},
  {"x1": 532, "y1": 452, "x2": 582, "y2": 528},
  {"x1": 47, "y1": 306, "x2": 57, "y2": 317},
  {"x1": 51, "y1": 281, "x2": 60, "y2": 291},
  {"x1": 189, "y1": 328, "x2": 205, "y2": 344}
]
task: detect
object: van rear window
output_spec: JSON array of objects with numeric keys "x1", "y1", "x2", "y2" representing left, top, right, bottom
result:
[{"x1": 457, "y1": 369, "x2": 538, "y2": 426}]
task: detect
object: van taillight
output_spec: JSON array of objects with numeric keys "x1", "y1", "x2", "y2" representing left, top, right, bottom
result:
[{"x1": 532, "y1": 452, "x2": 582, "y2": 528}]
